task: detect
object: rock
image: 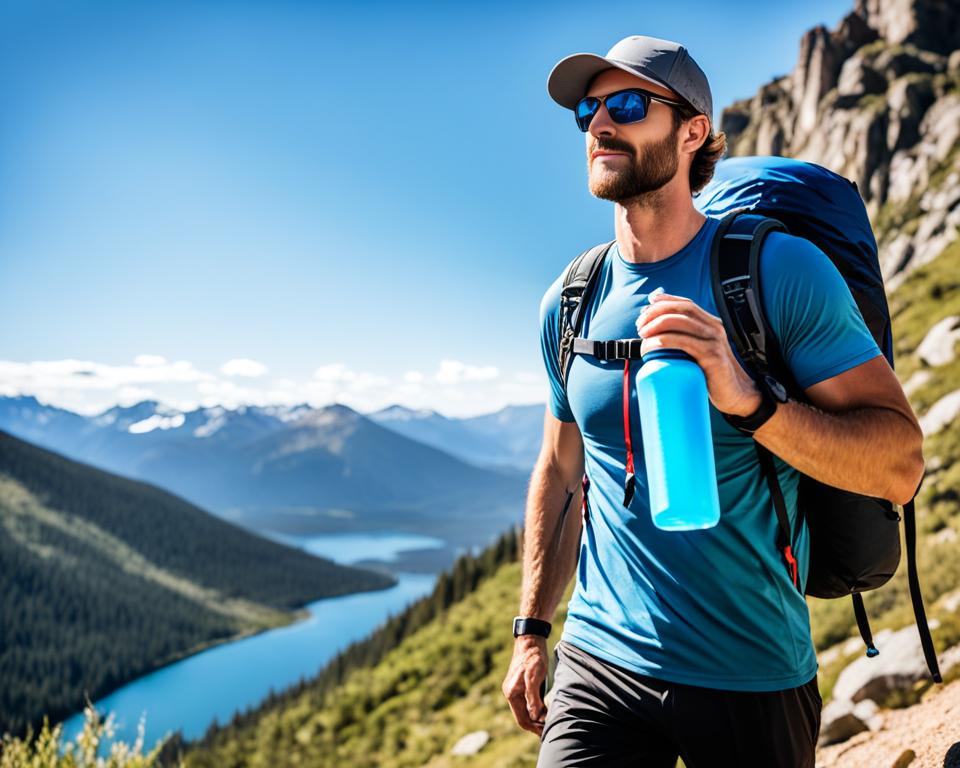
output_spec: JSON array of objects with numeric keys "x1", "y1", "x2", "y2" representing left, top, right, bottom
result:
[
  {"x1": 832, "y1": 625, "x2": 932, "y2": 703},
  {"x1": 919, "y1": 389, "x2": 960, "y2": 436},
  {"x1": 837, "y1": 55, "x2": 888, "y2": 96},
  {"x1": 932, "y1": 526, "x2": 958, "y2": 546},
  {"x1": 854, "y1": 0, "x2": 960, "y2": 55},
  {"x1": 818, "y1": 697, "x2": 885, "y2": 746},
  {"x1": 902, "y1": 369, "x2": 932, "y2": 397},
  {"x1": 939, "y1": 589, "x2": 960, "y2": 613},
  {"x1": 939, "y1": 643, "x2": 960, "y2": 678},
  {"x1": 451, "y1": 730, "x2": 489, "y2": 756},
  {"x1": 916, "y1": 315, "x2": 960, "y2": 366},
  {"x1": 950, "y1": 50, "x2": 960, "y2": 73},
  {"x1": 885, "y1": 75, "x2": 936, "y2": 153},
  {"x1": 891, "y1": 748, "x2": 917, "y2": 767}
]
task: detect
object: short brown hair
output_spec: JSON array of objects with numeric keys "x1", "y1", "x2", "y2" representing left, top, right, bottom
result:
[{"x1": 672, "y1": 107, "x2": 726, "y2": 194}]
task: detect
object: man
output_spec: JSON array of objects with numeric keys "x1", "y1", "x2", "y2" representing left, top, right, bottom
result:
[{"x1": 500, "y1": 35, "x2": 924, "y2": 767}]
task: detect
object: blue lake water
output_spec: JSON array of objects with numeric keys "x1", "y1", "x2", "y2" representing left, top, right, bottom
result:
[{"x1": 59, "y1": 531, "x2": 443, "y2": 753}]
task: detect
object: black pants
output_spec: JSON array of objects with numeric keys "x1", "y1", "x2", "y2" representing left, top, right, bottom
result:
[{"x1": 537, "y1": 639, "x2": 822, "y2": 768}]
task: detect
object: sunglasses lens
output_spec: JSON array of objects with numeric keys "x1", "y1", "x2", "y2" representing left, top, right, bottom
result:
[
  {"x1": 606, "y1": 90, "x2": 648, "y2": 125},
  {"x1": 575, "y1": 97, "x2": 599, "y2": 132}
]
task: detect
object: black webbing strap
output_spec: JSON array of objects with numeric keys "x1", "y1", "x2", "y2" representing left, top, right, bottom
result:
[
  {"x1": 904, "y1": 496, "x2": 943, "y2": 681},
  {"x1": 559, "y1": 241, "x2": 616, "y2": 387},
  {"x1": 852, "y1": 593, "x2": 879, "y2": 657},
  {"x1": 754, "y1": 442, "x2": 799, "y2": 590},
  {"x1": 572, "y1": 337, "x2": 645, "y2": 360}
]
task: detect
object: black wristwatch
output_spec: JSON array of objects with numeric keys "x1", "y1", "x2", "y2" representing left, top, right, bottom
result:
[
  {"x1": 722, "y1": 375, "x2": 788, "y2": 436},
  {"x1": 513, "y1": 616, "x2": 552, "y2": 639}
]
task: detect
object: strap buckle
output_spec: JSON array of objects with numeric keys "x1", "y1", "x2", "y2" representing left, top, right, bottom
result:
[{"x1": 598, "y1": 339, "x2": 639, "y2": 360}]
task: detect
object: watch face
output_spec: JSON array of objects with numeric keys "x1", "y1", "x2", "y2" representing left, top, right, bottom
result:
[{"x1": 763, "y1": 375, "x2": 788, "y2": 403}]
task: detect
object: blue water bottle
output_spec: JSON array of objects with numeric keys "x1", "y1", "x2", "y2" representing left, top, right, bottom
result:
[{"x1": 635, "y1": 349, "x2": 721, "y2": 531}]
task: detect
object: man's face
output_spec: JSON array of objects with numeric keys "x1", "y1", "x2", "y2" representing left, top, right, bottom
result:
[{"x1": 583, "y1": 68, "x2": 683, "y2": 204}]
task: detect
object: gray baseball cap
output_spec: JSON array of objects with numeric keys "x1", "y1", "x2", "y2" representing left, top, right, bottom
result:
[{"x1": 547, "y1": 35, "x2": 713, "y2": 126}]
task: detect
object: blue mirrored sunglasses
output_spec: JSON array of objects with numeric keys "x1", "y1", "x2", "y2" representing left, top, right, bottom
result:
[{"x1": 574, "y1": 87, "x2": 691, "y2": 132}]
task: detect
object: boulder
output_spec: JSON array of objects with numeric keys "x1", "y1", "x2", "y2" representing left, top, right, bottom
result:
[
  {"x1": 916, "y1": 315, "x2": 960, "y2": 366},
  {"x1": 818, "y1": 697, "x2": 884, "y2": 746},
  {"x1": 831, "y1": 625, "x2": 931, "y2": 703},
  {"x1": 919, "y1": 389, "x2": 960, "y2": 437},
  {"x1": 451, "y1": 730, "x2": 490, "y2": 757}
]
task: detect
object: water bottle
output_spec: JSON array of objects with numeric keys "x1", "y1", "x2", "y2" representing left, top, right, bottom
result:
[{"x1": 635, "y1": 348, "x2": 720, "y2": 531}]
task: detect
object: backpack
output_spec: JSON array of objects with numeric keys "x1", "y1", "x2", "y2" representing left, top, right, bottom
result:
[{"x1": 556, "y1": 155, "x2": 941, "y2": 682}]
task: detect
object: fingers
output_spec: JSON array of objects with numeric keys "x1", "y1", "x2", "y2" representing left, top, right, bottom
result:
[
  {"x1": 502, "y1": 647, "x2": 548, "y2": 736},
  {"x1": 524, "y1": 664, "x2": 547, "y2": 725},
  {"x1": 503, "y1": 673, "x2": 544, "y2": 735},
  {"x1": 637, "y1": 312, "x2": 716, "y2": 342},
  {"x1": 638, "y1": 295, "x2": 723, "y2": 333}
]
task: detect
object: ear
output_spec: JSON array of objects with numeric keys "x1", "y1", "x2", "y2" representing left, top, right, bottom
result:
[{"x1": 679, "y1": 114, "x2": 710, "y2": 156}]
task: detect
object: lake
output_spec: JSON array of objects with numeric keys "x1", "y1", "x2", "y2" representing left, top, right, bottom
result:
[{"x1": 58, "y1": 531, "x2": 445, "y2": 753}]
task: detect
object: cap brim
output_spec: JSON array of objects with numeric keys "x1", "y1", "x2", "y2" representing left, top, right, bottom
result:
[{"x1": 546, "y1": 53, "x2": 673, "y2": 110}]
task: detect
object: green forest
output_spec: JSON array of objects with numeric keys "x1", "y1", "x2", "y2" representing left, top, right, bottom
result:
[{"x1": 0, "y1": 430, "x2": 395, "y2": 739}]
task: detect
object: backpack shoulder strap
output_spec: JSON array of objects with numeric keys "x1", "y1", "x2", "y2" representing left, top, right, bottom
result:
[
  {"x1": 558, "y1": 240, "x2": 615, "y2": 389},
  {"x1": 709, "y1": 209, "x2": 790, "y2": 386}
]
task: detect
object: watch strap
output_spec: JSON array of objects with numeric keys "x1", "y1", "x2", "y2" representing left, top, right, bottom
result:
[
  {"x1": 723, "y1": 376, "x2": 785, "y2": 435},
  {"x1": 513, "y1": 616, "x2": 552, "y2": 638}
]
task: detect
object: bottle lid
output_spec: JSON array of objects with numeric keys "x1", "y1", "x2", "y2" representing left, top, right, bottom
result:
[{"x1": 641, "y1": 348, "x2": 696, "y2": 365}]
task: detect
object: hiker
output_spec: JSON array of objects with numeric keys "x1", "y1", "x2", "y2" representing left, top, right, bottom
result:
[{"x1": 501, "y1": 35, "x2": 925, "y2": 767}]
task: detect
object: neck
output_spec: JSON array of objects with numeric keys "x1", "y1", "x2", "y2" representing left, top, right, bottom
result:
[{"x1": 614, "y1": 178, "x2": 707, "y2": 264}]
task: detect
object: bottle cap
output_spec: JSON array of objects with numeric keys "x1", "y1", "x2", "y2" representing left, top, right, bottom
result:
[{"x1": 641, "y1": 348, "x2": 696, "y2": 365}]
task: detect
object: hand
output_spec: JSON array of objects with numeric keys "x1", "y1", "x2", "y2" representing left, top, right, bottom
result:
[
  {"x1": 502, "y1": 635, "x2": 549, "y2": 736},
  {"x1": 636, "y1": 292, "x2": 762, "y2": 417}
]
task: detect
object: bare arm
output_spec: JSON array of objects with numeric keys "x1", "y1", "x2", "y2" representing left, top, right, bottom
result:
[
  {"x1": 750, "y1": 355, "x2": 925, "y2": 505},
  {"x1": 503, "y1": 407, "x2": 584, "y2": 736},
  {"x1": 519, "y1": 408, "x2": 586, "y2": 621},
  {"x1": 636, "y1": 293, "x2": 925, "y2": 506}
]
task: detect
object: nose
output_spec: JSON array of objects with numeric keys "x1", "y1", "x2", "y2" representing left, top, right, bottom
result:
[{"x1": 587, "y1": 100, "x2": 616, "y2": 138}]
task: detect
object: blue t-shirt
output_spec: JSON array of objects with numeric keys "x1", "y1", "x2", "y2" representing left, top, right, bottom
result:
[{"x1": 539, "y1": 215, "x2": 881, "y2": 691}]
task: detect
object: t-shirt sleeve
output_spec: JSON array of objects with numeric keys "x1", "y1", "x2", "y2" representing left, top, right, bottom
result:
[
  {"x1": 759, "y1": 232, "x2": 883, "y2": 390},
  {"x1": 539, "y1": 273, "x2": 576, "y2": 422}
]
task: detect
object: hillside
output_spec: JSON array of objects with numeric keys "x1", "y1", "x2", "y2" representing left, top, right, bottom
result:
[
  {"x1": 0, "y1": 429, "x2": 395, "y2": 740},
  {"x1": 166, "y1": 1, "x2": 960, "y2": 766}
]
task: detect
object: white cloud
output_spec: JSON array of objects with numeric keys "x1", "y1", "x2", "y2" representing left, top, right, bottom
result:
[
  {"x1": 434, "y1": 359, "x2": 499, "y2": 384},
  {"x1": 0, "y1": 357, "x2": 547, "y2": 419},
  {"x1": 220, "y1": 358, "x2": 268, "y2": 378}
]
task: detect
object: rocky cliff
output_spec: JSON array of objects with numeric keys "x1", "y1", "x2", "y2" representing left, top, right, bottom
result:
[{"x1": 720, "y1": 0, "x2": 960, "y2": 290}]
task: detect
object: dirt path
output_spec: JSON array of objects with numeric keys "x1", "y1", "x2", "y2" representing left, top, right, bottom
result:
[{"x1": 816, "y1": 678, "x2": 960, "y2": 767}]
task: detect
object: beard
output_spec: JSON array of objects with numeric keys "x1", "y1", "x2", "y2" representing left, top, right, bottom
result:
[{"x1": 587, "y1": 126, "x2": 680, "y2": 205}]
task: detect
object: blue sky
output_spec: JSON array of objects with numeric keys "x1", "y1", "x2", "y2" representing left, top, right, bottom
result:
[{"x1": 0, "y1": 0, "x2": 854, "y2": 416}]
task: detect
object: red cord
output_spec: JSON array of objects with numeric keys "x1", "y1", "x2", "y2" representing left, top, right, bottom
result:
[
  {"x1": 783, "y1": 545, "x2": 799, "y2": 588},
  {"x1": 622, "y1": 359, "x2": 634, "y2": 476}
]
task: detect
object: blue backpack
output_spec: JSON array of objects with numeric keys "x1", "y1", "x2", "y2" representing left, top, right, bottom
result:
[{"x1": 556, "y1": 156, "x2": 940, "y2": 681}]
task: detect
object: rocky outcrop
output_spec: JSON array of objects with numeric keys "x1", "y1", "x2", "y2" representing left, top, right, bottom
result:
[
  {"x1": 721, "y1": 0, "x2": 960, "y2": 287},
  {"x1": 831, "y1": 625, "x2": 934, "y2": 703},
  {"x1": 854, "y1": 0, "x2": 960, "y2": 56}
]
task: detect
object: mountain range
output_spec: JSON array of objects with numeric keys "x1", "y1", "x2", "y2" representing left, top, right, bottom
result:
[{"x1": 0, "y1": 397, "x2": 544, "y2": 546}]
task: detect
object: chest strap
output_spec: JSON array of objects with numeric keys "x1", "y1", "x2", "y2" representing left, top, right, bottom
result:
[
  {"x1": 572, "y1": 337, "x2": 645, "y2": 360},
  {"x1": 574, "y1": 336, "x2": 644, "y2": 507}
]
